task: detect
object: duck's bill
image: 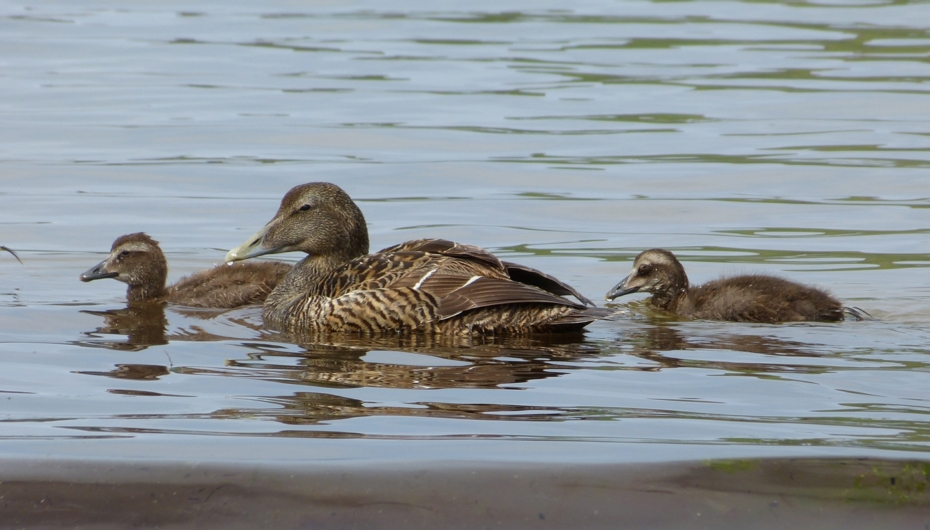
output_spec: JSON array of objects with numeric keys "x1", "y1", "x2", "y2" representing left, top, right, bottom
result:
[
  {"x1": 80, "y1": 260, "x2": 118, "y2": 282},
  {"x1": 225, "y1": 226, "x2": 277, "y2": 263},
  {"x1": 605, "y1": 274, "x2": 638, "y2": 301}
]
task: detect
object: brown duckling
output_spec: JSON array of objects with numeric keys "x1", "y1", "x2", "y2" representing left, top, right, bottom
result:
[
  {"x1": 81, "y1": 233, "x2": 292, "y2": 308},
  {"x1": 605, "y1": 248, "x2": 861, "y2": 323},
  {"x1": 225, "y1": 182, "x2": 607, "y2": 335}
]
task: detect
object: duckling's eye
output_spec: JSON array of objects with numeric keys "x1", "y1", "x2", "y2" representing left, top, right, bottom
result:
[
  {"x1": 639, "y1": 264, "x2": 653, "y2": 274},
  {"x1": 298, "y1": 204, "x2": 313, "y2": 212}
]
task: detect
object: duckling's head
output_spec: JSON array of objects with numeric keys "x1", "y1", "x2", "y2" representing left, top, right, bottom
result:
[
  {"x1": 225, "y1": 182, "x2": 369, "y2": 265},
  {"x1": 605, "y1": 248, "x2": 689, "y2": 302},
  {"x1": 80, "y1": 233, "x2": 168, "y2": 293}
]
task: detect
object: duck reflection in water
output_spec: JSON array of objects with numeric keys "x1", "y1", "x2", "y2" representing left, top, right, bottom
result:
[
  {"x1": 213, "y1": 391, "x2": 584, "y2": 429},
  {"x1": 186, "y1": 333, "x2": 604, "y2": 391},
  {"x1": 206, "y1": 335, "x2": 606, "y2": 428}
]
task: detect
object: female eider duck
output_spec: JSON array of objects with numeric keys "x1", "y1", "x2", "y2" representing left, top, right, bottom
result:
[
  {"x1": 81, "y1": 233, "x2": 292, "y2": 308},
  {"x1": 606, "y1": 248, "x2": 861, "y2": 323},
  {"x1": 225, "y1": 182, "x2": 606, "y2": 335}
]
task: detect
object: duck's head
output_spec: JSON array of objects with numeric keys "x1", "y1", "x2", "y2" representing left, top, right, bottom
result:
[
  {"x1": 80, "y1": 233, "x2": 168, "y2": 289},
  {"x1": 225, "y1": 182, "x2": 370, "y2": 264},
  {"x1": 605, "y1": 248, "x2": 688, "y2": 301}
]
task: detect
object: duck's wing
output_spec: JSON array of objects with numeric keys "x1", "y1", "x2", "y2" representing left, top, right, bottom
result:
[
  {"x1": 317, "y1": 239, "x2": 591, "y2": 325},
  {"x1": 379, "y1": 239, "x2": 595, "y2": 307},
  {"x1": 376, "y1": 238, "x2": 505, "y2": 271},
  {"x1": 319, "y1": 250, "x2": 439, "y2": 297},
  {"x1": 501, "y1": 261, "x2": 596, "y2": 307},
  {"x1": 428, "y1": 276, "x2": 585, "y2": 319},
  {"x1": 316, "y1": 239, "x2": 508, "y2": 297}
]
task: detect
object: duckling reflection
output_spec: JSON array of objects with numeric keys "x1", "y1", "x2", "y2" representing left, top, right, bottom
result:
[
  {"x1": 621, "y1": 323, "x2": 835, "y2": 376},
  {"x1": 77, "y1": 303, "x2": 268, "y2": 352},
  {"x1": 607, "y1": 249, "x2": 863, "y2": 323},
  {"x1": 187, "y1": 335, "x2": 602, "y2": 391},
  {"x1": 76, "y1": 304, "x2": 169, "y2": 351},
  {"x1": 81, "y1": 233, "x2": 291, "y2": 308},
  {"x1": 75, "y1": 363, "x2": 170, "y2": 380},
  {"x1": 213, "y1": 392, "x2": 575, "y2": 427}
]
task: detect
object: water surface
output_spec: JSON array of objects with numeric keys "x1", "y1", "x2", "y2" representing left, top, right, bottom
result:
[{"x1": 1, "y1": 0, "x2": 929, "y2": 526}]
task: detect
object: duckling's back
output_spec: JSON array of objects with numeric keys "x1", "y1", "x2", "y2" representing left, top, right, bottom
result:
[
  {"x1": 168, "y1": 260, "x2": 292, "y2": 308},
  {"x1": 681, "y1": 274, "x2": 844, "y2": 323}
]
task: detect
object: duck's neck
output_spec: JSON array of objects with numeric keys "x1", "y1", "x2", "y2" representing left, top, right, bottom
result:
[
  {"x1": 652, "y1": 288, "x2": 687, "y2": 312},
  {"x1": 264, "y1": 253, "x2": 353, "y2": 318},
  {"x1": 126, "y1": 282, "x2": 167, "y2": 303},
  {"x1": 651, "y1": 275, "x2": 689, "y2": 313}
]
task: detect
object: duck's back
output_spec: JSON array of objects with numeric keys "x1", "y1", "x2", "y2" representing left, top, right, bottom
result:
[
  {"x1": 168, "y1": 261, "x2": 292, "y2": 308},
  {"x1": 681, "y1": 274, "x2": 844, "y2": 323},
  {"x1": 264, "y1": 239, "x2": 605, "y2": 334}
]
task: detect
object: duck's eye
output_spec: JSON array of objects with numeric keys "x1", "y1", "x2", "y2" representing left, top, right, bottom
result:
[
  {"x1": 299, "y1": 204, "x2": 312, "y2": 212},
  {"x1": 639, "y1": 264, "x2": 653, "y2": 274},
  {"x1": 119, "y1": 251, "x2": 130, "y2": 258}
]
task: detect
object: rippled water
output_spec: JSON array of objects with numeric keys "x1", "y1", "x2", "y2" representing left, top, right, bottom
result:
[{"x1": 2, "y1": 0, "x2": 930, "y2": 527}]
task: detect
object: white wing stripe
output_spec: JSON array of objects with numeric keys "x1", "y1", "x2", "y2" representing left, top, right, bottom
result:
[{"x1": 413, "y1": 267, "x2": 438, "y2": 290}]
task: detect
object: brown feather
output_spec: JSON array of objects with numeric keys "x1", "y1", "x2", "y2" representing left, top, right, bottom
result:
[
  {"x1": 502, "y1": 261, "x2": 595, "y2": 307},
  {"x1": 436, "y1": 276, "x2": 581, "y2": 319}
]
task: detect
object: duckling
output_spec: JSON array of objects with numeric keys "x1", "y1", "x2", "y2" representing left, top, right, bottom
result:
[
  {"x1": 81, "y1": 233, "x2": 292, "y2": 308},
  {"x1": 605, "y1": 248, "x2": 859, "y2": 323},
  {"x1": 225, "y1": 182, "x2": 606, "y2": 335}
]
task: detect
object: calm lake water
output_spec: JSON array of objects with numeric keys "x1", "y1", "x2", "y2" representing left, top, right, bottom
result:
[{"x1": 2, "y1": 0, "x2": 930, "y2": 527}]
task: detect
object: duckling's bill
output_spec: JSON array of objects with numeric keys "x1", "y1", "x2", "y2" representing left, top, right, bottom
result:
[
  {"x1": 605, "y1": 274, "x2": 638, "y2": 301},
  {"x1": 80, "y1": 260, "x2": 118, "y2": 282}
]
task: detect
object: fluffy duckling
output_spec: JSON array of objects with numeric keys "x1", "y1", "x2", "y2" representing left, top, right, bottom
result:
[
  {"x1": 225, "y1": 182, "x2": 606, "y2": 335},
  {"x1": 81, "y1": 233, "x2": 292, "y2": 308},
  {"x1": 606, "y1": 248, "x2": 858, "y2": 323}
]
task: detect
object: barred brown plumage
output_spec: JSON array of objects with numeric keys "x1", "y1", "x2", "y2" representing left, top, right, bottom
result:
[
  {"x1": 226, "y1": 182, "x2": 609, "y2": 335},
  {"x1": 81, "y1": 233, "x2": 292, "y2": 308}
]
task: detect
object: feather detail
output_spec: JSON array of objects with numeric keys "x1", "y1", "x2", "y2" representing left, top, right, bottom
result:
[
  {"x1": 501, "y1": 261, "x2": 596, "y2": 307},
  {"x1": 436, "y1": 276, "x2": 583, "y2": 319}
]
